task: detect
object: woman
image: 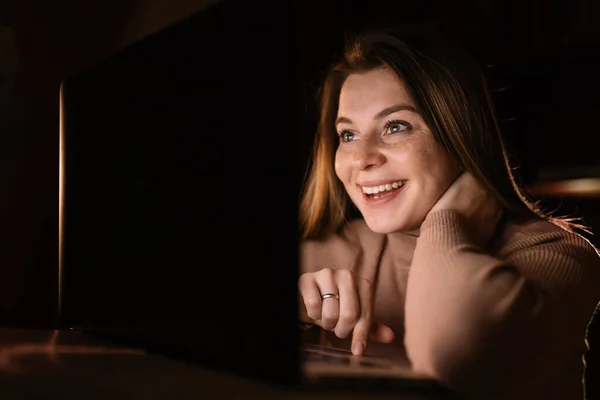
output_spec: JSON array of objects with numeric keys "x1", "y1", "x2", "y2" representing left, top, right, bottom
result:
[{"x1": 298, "y1": 29, "x2": 600, "y2": 400}]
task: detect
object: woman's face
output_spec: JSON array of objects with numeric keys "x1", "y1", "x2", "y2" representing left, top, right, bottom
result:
[{"x1": 334, "y1": 67, "x2": 461, "y2": 234}]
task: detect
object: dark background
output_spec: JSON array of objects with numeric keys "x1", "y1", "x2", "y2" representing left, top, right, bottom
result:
[{"x1": 1, "y1": 0, "x2": 599, "y2": 395}]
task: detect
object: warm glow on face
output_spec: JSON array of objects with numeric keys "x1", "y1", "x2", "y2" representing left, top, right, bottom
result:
[{"x1": 333, "y1": 68, "x2": 460, "y2": 234}]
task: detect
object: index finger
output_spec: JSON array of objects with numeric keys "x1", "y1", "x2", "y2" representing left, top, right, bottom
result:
[{"x1": 350, "y1": 277, "x2": 374, "y2": 356}]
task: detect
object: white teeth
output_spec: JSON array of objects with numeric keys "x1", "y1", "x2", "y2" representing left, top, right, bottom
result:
[{"x1": 361, "y1": 180, "x2": 405, "y2": 194}]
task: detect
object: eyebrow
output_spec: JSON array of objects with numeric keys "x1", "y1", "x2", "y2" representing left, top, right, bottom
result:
[{"x1": 335, "y1": 104, "x2": 418, "y2": 126}]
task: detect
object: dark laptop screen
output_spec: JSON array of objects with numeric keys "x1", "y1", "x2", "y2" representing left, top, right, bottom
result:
[{"x1": 59, "y1": 0, "x2": 303, "y2": 386}]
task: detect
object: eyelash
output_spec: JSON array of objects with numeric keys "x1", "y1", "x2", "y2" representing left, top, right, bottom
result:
[
  {"x1": 338, "y1": 130, "x2": 354, "y2": 142},
  {"x1": 384, "y1": 119, "x2": 411, "y2": 133},
  {"x1": 337, "y1": 119, "x2": 411, "y2": 142}
]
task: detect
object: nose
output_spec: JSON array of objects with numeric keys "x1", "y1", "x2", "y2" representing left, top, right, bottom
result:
[{"x1": 351, "y1": 139, "x2": 385, "y2": 171}]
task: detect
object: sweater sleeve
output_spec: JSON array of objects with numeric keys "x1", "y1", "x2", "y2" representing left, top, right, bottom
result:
[{"x1": 404, "y1": 210, "x2": 600, "y2": 399}]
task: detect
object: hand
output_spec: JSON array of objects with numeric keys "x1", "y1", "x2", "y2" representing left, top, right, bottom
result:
[
  {"x1": 298, "y1": 268, "x2": 395, "y2": 356},
  {"x1": 428, "y1": 172, "x2": 504, "y2": 246}
]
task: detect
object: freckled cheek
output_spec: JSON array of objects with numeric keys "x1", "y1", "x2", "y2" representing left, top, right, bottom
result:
[
  {"x1": 402, "y1": 149, "x2": 440, "y2": 189},
  {"x1": 398, "y1": 146, "x2": 428, "y2": 175},
  {"x1": 422, "y1": 148, "x2": 459, "y2": 190}
]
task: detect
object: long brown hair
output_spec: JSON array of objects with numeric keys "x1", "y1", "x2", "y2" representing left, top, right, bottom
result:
[{"x1": 300, "y1": 29, "x2": 586, "y2": 240}]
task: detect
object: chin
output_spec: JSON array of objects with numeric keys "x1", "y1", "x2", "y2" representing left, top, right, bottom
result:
[
  {"x1": 362, "y1": 213, "x2": 423, "y2": 235},
  {"x1": 363, "y1": 217, "x2": 406, "y2": 234}
]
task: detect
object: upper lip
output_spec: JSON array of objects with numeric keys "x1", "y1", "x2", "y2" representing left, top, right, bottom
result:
[{"x1": 357, "y1": 179, "x2": 406, "y2": 187}]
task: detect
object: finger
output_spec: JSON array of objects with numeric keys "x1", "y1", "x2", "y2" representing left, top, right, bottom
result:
[
  {"x1": 351, "y1": 278, "x2": 373, "y2": 356},
  {"x1": 298, "y1": 293, "x2": 313, "y2": 324},
  {"x1": 314, "y1": 269, "x2": 339, "y2": 331},
  {"x1": 298, "y1": 273, "x2": 321, "y2": 322},
  {"x1": 333, "y1": 270, "x2": 360, "y2": 339},
  {"x1": 369, "y1": 323, "x2": 395, "y2": 344}
]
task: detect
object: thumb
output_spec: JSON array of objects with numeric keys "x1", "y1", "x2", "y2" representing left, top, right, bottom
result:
[{"x1": 369, "y1": 322, "x2": 395, "y2": 343}]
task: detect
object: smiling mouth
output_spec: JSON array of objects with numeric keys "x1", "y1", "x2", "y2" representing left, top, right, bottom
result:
[{"x1": 361, "y1": 180, "x2": 406, "y2": 199}]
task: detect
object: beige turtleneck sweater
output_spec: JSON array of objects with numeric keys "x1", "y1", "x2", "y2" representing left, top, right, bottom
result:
[{"x1": 300, "y1": 210, "x2": 600, "y2": 399}]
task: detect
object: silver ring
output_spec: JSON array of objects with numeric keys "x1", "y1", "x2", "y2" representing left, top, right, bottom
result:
[{"x1": 321, "y1": 293, "x2": 340, "y2": 301}]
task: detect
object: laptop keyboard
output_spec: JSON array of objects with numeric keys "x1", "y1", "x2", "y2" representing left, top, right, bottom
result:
[{"x1": 302, "y1": 345, "x2": 392, "y2": 369}]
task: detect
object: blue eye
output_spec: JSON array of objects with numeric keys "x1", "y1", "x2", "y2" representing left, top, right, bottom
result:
[
  {"x1": 339, "y1": 130, "x2": 356, "y2": 142},
  {"x1": 384, "y1": 120, "x2": 410, "y2": 134}
]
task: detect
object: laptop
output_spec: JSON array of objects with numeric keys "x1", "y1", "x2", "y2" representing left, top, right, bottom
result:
[{"x1": 58, "y1": 0, "x2": 453, "y2": 396}]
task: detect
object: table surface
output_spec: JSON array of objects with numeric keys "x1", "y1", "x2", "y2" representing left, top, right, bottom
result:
[{"x1": 0, "y1": 328, "x2": 456, "y2": 399}]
